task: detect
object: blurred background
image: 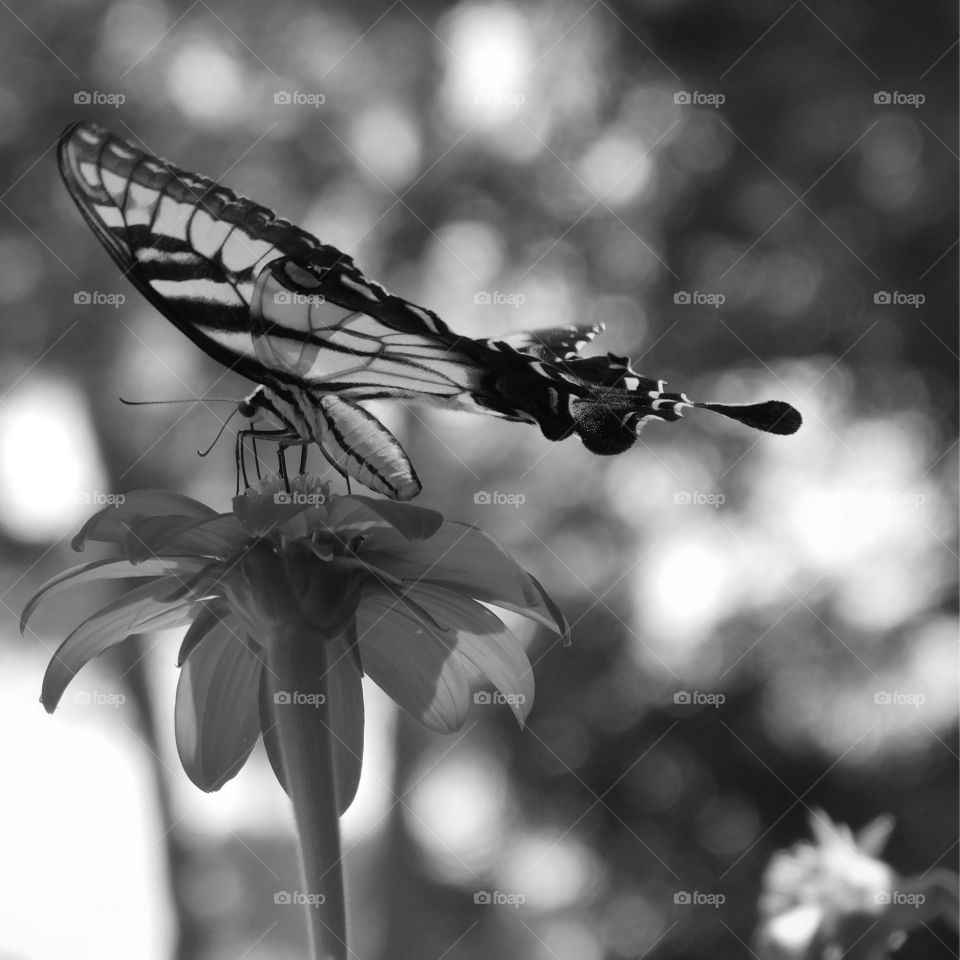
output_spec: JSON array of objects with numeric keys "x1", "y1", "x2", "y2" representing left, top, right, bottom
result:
[{"x1": 0, "y1": 0, "x2": 956, "y2": 957}]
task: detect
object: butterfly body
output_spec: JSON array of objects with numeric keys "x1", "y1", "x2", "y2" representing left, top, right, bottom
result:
[{"x1": 59, "y1": 120, "x2": 801, "y2": 500}]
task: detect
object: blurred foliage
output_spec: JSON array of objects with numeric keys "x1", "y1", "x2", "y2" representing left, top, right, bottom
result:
[{"x1": 0, "y1": 0, "x2": 956, "y2": 958}]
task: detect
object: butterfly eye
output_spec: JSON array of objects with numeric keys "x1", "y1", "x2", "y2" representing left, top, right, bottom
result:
[
  {"x1": 283, "y1": 260, "x2": 323, "y2": 289},
  {"x1": 238, "y1": 398, "x2": 257, "y2": 418}
]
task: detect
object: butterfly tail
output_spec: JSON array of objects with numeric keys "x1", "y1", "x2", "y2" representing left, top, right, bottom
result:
[{"x1": 693, "y1": 400, "x2": 802, "y2": 435}]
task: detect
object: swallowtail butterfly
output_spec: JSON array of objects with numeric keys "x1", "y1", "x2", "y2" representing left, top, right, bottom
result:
[{"x1": 59, "y1": 120, "x2": 801, "y2": 500}]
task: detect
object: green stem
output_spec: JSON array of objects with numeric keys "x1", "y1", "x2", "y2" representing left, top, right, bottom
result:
[{"x1": 266, "y1": 623, "x2": 347, "y2": 960}]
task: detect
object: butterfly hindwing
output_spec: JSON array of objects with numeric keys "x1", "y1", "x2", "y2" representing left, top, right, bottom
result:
[
  {"x1": 249, "y1": 255, "x2": 483, "y2": 401},
  {"x1": 483, "y1": 324, "x2": 604, "y2": 361}
]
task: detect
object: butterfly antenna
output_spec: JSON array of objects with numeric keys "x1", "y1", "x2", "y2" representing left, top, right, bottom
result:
[
  {"x1": 198, "y1": 407, "x2": 242, "y2": 457},
  {"x1": 119, "y1": 396, "x2": 241, "y2": 405}
]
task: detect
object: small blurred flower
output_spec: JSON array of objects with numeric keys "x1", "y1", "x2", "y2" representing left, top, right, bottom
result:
[
  {"x1": 754, "y1": 808, "x2": 959, "y2": 960},
  {"x1": 23, "y1": 477, "x2": 566, "y2": 803}
]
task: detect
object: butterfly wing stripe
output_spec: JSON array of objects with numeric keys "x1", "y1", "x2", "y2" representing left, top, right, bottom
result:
[
  {"x1": 150, "y1": 279, "x2": 246, "y2": 306},
  {"x1": 313, "y1": 395, "x2": 420, "y2": 501},
  {"x1": 125, "y1": 181, "x2": 162, "y2": 228}
]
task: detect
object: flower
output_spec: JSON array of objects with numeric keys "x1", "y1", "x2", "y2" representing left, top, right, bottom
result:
[
  {"x1": 23, "y1": 477, "x2": 567, "y2": 804},
  {"x1": 754, "y1": 809, "x2": 959, "y2": 959}
]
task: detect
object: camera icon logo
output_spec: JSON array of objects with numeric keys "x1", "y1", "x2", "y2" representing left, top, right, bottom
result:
[
  {"x1": 74, "y1": 291, "x2": 91, "y2": 305},
  {"x1": 673, "y1": 691, "x2": 691, "y2": 705},
  {"x1": 874, "y1": 691, "x2": 891, "y2": 704},
  {"x1": 474, "y1": 891, "x2": 492, "y2": 905},
  {"x1": 674, "y1": 891, "x2": 692, "y2": 904},
  {"x1": 474, "y1": 691, "x2": 492, "y2": 705},
  {"x1": 74, "y1": 691, "x2": 92, "y2": 705},
  {"x1": 274, "y1": 891, "x2": 292, "y2": 904},
  {"x1": 673, "y1": 291, "x2": 691, "y2": 304},
  {"x1": 874, "y1": 91, "x2": 892, "y2": 104},
  {"x1": 875, "y1": 891, "x2": 891, "y2": 904},
  {"x1": 274, "y1": 291, "x2": 293, "y2": 305},
  {"x1": 274, "y1": 91, "x2": 292, "y2": 105},
  {"x1": 673, "y1": 491, "x2": 692, "y2": 505},
  {"x1": 74, "y1": 91, "x2": 92, "y2": 104},
  {"x1": 474, "y1": 491, "x2": 491, "y2": 505},
  {"x1": 674, "y1": 91, "x2": 691, "y2": 105},
  {"x1": 274, "y1": 691, "x2": 292, "y2": 705},
  {"x1": 874, "y1": 291, "x2": 891, "y2": 304},
  {"x1": 473, "y1": 291, "x2": 492, "y2": 305},
  {"x1": 274, "y1": 491, "x2": 292, "y2": 505}
]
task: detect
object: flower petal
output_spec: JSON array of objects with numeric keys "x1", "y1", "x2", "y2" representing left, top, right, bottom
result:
[
  {"x1": 258, "y1": 633, "x2": 365, "y2": 814},
  {"x1": 407, "y1": 584, "x2": 535, "y2": 725},
  {"x1": 363, "y1": 521, "x2": 567, "y2": 639},
  {"x1": 177, "y1": 599, "x2": 237, "y2": 666},
  {"x1": 175, "y1": 616, "x2": 264, "y2": 791},
  {"x1": 41, "y1": 578, "x2": 201, "y2": 712},
  {"x1": 330, "y1": 496, "x2": 443, "y2": 541},
  {"x1": 21, "y1": 557, "x2": 208, "y2": 634},
  {"x1": 527, "y1": 574, "x2": 571, "y2": 646},
  {"x1": 356, "y1": 589, "x2": 470, "y2": 733},
  {"x1": 72, "y1": 490, "x2": 217, "y2": 550},
  {"x1": 124, "y1": 514, "x2": 248, "y2": 563}
]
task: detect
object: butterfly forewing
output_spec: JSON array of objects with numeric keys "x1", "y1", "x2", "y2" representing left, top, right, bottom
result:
[{"x1": 58, "y1": 120, "x2": 319, "y2": 380}]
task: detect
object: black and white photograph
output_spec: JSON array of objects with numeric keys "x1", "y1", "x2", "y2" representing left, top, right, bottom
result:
[{"x1": 0, "y1": 1, "x2": 957, "y2": 957}]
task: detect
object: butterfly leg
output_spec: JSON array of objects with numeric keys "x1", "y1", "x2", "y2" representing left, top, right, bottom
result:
[
  {"x1": 235, "y1": 431, "x2": 247, "y2": 495},
  {"x1": 251, "y1": 434, "x2": 262, "y2": 482},
  {"x1": 298, "y1": 443, "x2": 308, "y2": 476},
  {"x1": 277, "y1": 444, "x2": 291, "y2": 492},
  {"x1": 236, "y1": 428, "x2": 297, "y2": 491}
]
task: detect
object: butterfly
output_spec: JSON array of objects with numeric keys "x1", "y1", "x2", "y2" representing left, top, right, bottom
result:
[{"x1": 58, "y1": 120, "x2": 801, "y2": 500}]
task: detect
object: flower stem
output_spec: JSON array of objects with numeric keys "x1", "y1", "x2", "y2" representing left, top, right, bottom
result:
[{"x1": 266, "y1": 623, "x2": 347, "y2": 960}]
